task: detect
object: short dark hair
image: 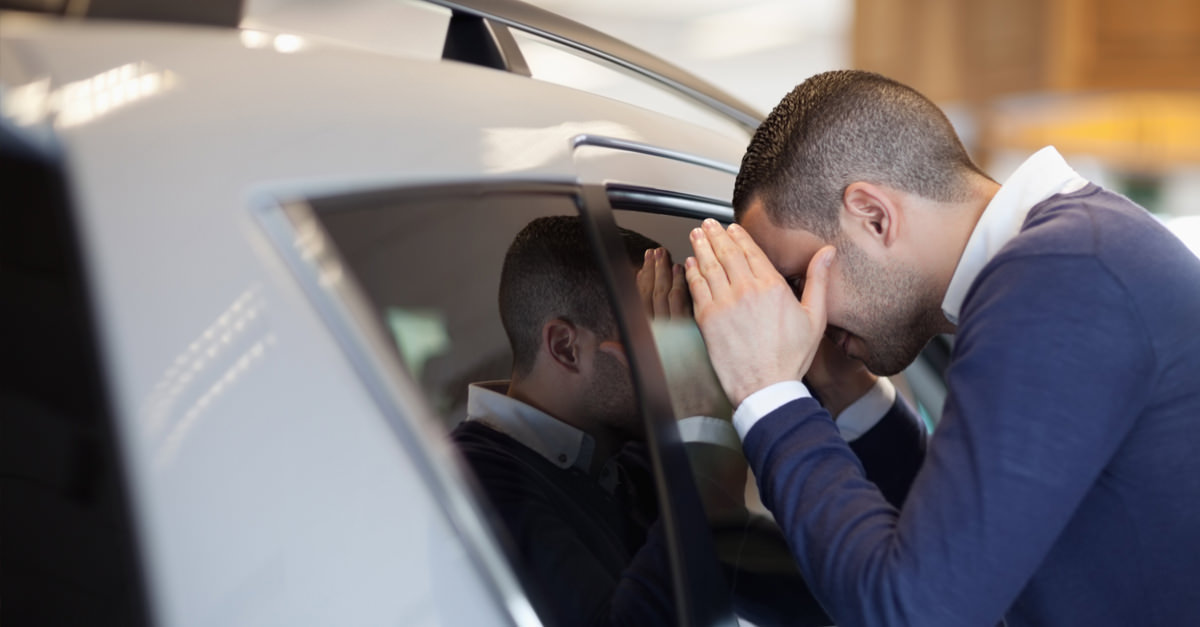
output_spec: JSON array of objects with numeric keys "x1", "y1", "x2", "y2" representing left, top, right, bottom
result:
[
  {"x1": 499, "y1": 216, "x2": 660, "y2": 376},
  {"x1": 733, "y1": 70, "x2": 989, "y2": 239}
]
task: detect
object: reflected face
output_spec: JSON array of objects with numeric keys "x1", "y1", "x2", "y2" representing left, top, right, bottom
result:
[
  {"x1": 583, "y1": 259, "x2": 645, "y2": 439},
  {"x1": 740, "y1": 198, "x2": 940, "y2": 375},
  {"x1": 587, "y1": 342, "x2": 643, "y2": 439}
]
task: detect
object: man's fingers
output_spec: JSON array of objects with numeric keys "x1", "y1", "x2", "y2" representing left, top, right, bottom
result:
[
  {"x1": 727, "y1": 223, "x2": 781, "y2": 280},
  {"x1": 684, "y1": 256, "x2": 713, "y2": 309},
  {"x1": 701, "y1": 219, "x2": 755, "y2": 284},
  {"x1": 689, "y1": 226, "x2": 731, "y2": 301},
  {"x1": 800, "y1": 245, "x2": 836, "y2": 329}
]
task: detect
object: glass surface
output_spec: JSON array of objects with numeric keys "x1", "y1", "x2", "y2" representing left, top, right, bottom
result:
[
  {"x1": 316, "y1": 188, "x2": 577, "y2": 427},
  {"x1": 314, "y1": 184, "x2": 709, "y2": 626}
]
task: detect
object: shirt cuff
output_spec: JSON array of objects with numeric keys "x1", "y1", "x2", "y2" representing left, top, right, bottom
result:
[
  {"x1": 835, "y1": 377, "x2": 896, "y2": 443},
  {"x1": 732, "y1": 380, "x2": 812, "y2": 440},
  {"x1": 678, "y1": 415, "x2": 742, "y2": 452}
]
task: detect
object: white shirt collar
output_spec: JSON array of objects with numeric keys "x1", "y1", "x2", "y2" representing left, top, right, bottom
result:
[
  {"x1": 941, "y1": 146, "x2": 1089, "y2": 325},
  {"x1": 835, "y1": 377, "x2": 897, "y2": 442},
  {"x1": 465, "y1": 381, "x2": 596, "y2": 473}
]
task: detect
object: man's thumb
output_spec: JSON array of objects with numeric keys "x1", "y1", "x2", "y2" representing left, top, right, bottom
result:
[{"x1": 801, "y1": 245, "x2": 835, "y2": 325}]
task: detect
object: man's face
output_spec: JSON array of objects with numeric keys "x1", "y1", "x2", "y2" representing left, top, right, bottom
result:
[
  {"x1": 586, "y1": 343, "x2": 643, "y2": 439},
  {"x1": 579, "y1": 259, "x2": 648, "y2": 440},
  {"x1": 740, "y1": 197, "x2": 940, "y2": 376}
]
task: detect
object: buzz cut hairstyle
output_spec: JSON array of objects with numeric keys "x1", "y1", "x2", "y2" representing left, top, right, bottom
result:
[
  {"x1": 733, "y1": 70, "x2": 990, "y2": 239},
  {"x1": 498, "y1": 216, "x2": 661, "y2": 377}
]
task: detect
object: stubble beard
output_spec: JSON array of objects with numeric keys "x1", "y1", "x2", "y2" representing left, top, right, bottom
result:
[
  {"x1": 837, "y1": 238, "x2": 943, "y2": 376},
  {"x1": 589, "y1": 348, "x2": 644, "y2": 441}
]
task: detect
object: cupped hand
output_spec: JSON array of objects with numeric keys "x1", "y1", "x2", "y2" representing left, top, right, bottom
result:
[{"x1": 684, "y1": 219, "x2": 834, "y2": 407}]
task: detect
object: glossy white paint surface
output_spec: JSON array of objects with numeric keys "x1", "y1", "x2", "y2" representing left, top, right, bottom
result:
[{"x1": 1, "y1": 6, "x2": 749, "y2": 626}]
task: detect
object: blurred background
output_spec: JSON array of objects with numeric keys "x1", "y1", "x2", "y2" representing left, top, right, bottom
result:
[{"x1": 524, "y1": 0, "x2": 1200, "y2": 253}]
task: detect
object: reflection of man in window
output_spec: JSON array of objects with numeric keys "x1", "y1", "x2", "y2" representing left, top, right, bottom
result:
[
  {"x1": 452, "y1": 217, "x2": 680, "y2": 626},
  {"x1": 451, "y1": 216, "x2": 926, "y2": 626}
]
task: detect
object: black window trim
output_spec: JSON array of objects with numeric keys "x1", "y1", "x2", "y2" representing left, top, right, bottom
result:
[
  {"x1": 606, "y1": 184, "x2": 735, "y2": 222},
  {"x1": 443, "y1": 12, "x2": 532, "y2": 76}
]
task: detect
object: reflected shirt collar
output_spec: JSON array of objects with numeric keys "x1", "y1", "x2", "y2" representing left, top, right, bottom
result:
[
  {"x1": 466, "y1": 381, "x2": 595, "y2": 473},
  {"x1": 942, "y1": 146, "x2": 1089, "y2": 325}
]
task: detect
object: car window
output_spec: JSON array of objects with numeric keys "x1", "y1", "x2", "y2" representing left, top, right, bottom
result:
[
  {"x1": 1, "y1": 128, "x2": 150, "y2": 627},
  {"x1": 314, "y1": 185, "x2": 579, "y2": 428},
  {"x1": 309, "y1": 182, "x2": 746, "y2": 627}
]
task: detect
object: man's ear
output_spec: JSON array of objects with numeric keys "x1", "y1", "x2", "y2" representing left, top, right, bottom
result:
[
  {"x1": 842, "y1": 182, "x2": 899, "y2": 248},
  {"x1": 544, "y1": 319, "x2": 582, "y2": 373}
]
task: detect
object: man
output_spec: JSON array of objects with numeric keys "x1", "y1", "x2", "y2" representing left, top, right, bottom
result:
[
  {"x1": 451, "y1": 216, "x2": 925, "y2": 626},
  {"x1": 685, "y1": 69, "x2": 1200, "y2": 626}
]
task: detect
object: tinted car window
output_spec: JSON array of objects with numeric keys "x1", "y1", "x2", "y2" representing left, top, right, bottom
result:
[
  {"x1": 314, "y1": 185, "x2": 581, "y2": 428},
  {"x1": 312, "y1": 183, "x2": 723, "y2": 626},
  {"x1": 308, "y1": 181, "x2": 782, "y2": 626}
]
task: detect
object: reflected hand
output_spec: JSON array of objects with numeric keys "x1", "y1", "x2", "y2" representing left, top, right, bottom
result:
[
  {"x1": 805, "y1": 336, "x2": 877, "y2": 418},
  {"x1": 638, "y1": 247, "x2": 692, "y2": 320},
  {"x1": 684, "y1": 219, "x2": 834, "y2": 407}
]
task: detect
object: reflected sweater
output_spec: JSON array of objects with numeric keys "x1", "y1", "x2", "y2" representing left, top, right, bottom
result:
[
  {"x1": 743, "y1": 185, "x2": 1200, "y2": 626},
  {"x1": 452, "y1": 395, "x2": 926, "y2": 626}
]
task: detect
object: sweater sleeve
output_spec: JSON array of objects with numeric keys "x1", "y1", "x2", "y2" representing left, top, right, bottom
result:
[{"x1": 742, "y1": 254, "x2": 1153, "y2": 626}]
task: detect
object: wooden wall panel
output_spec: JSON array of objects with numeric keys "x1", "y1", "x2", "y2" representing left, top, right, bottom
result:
[
  {"x1": 854, "y1": 0, "x2": 1200, "y2": 100},
  {"x1": 852, "y1": 0, "x2": 1200, "y2": 169}
]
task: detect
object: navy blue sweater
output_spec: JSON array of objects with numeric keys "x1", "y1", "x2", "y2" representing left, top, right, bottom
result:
[{"x1": 744, "y1": 185, "x2": 1200, "y2": 626}]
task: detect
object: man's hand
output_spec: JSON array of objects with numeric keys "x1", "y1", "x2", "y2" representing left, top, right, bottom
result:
[
  {"x1": 805, "y1": 337, "x2": 877, "y2": 418},
  {"x1": 638, "y1": 247, "x2": 691, "y2": 320},
  {"x1": 684, "y1": 219, "x2": 834, "y2": 407}
]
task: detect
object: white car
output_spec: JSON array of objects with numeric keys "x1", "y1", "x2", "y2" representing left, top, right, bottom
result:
[{"x1": 0, "y1": 2, "x2": 943, "y2": 625}]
